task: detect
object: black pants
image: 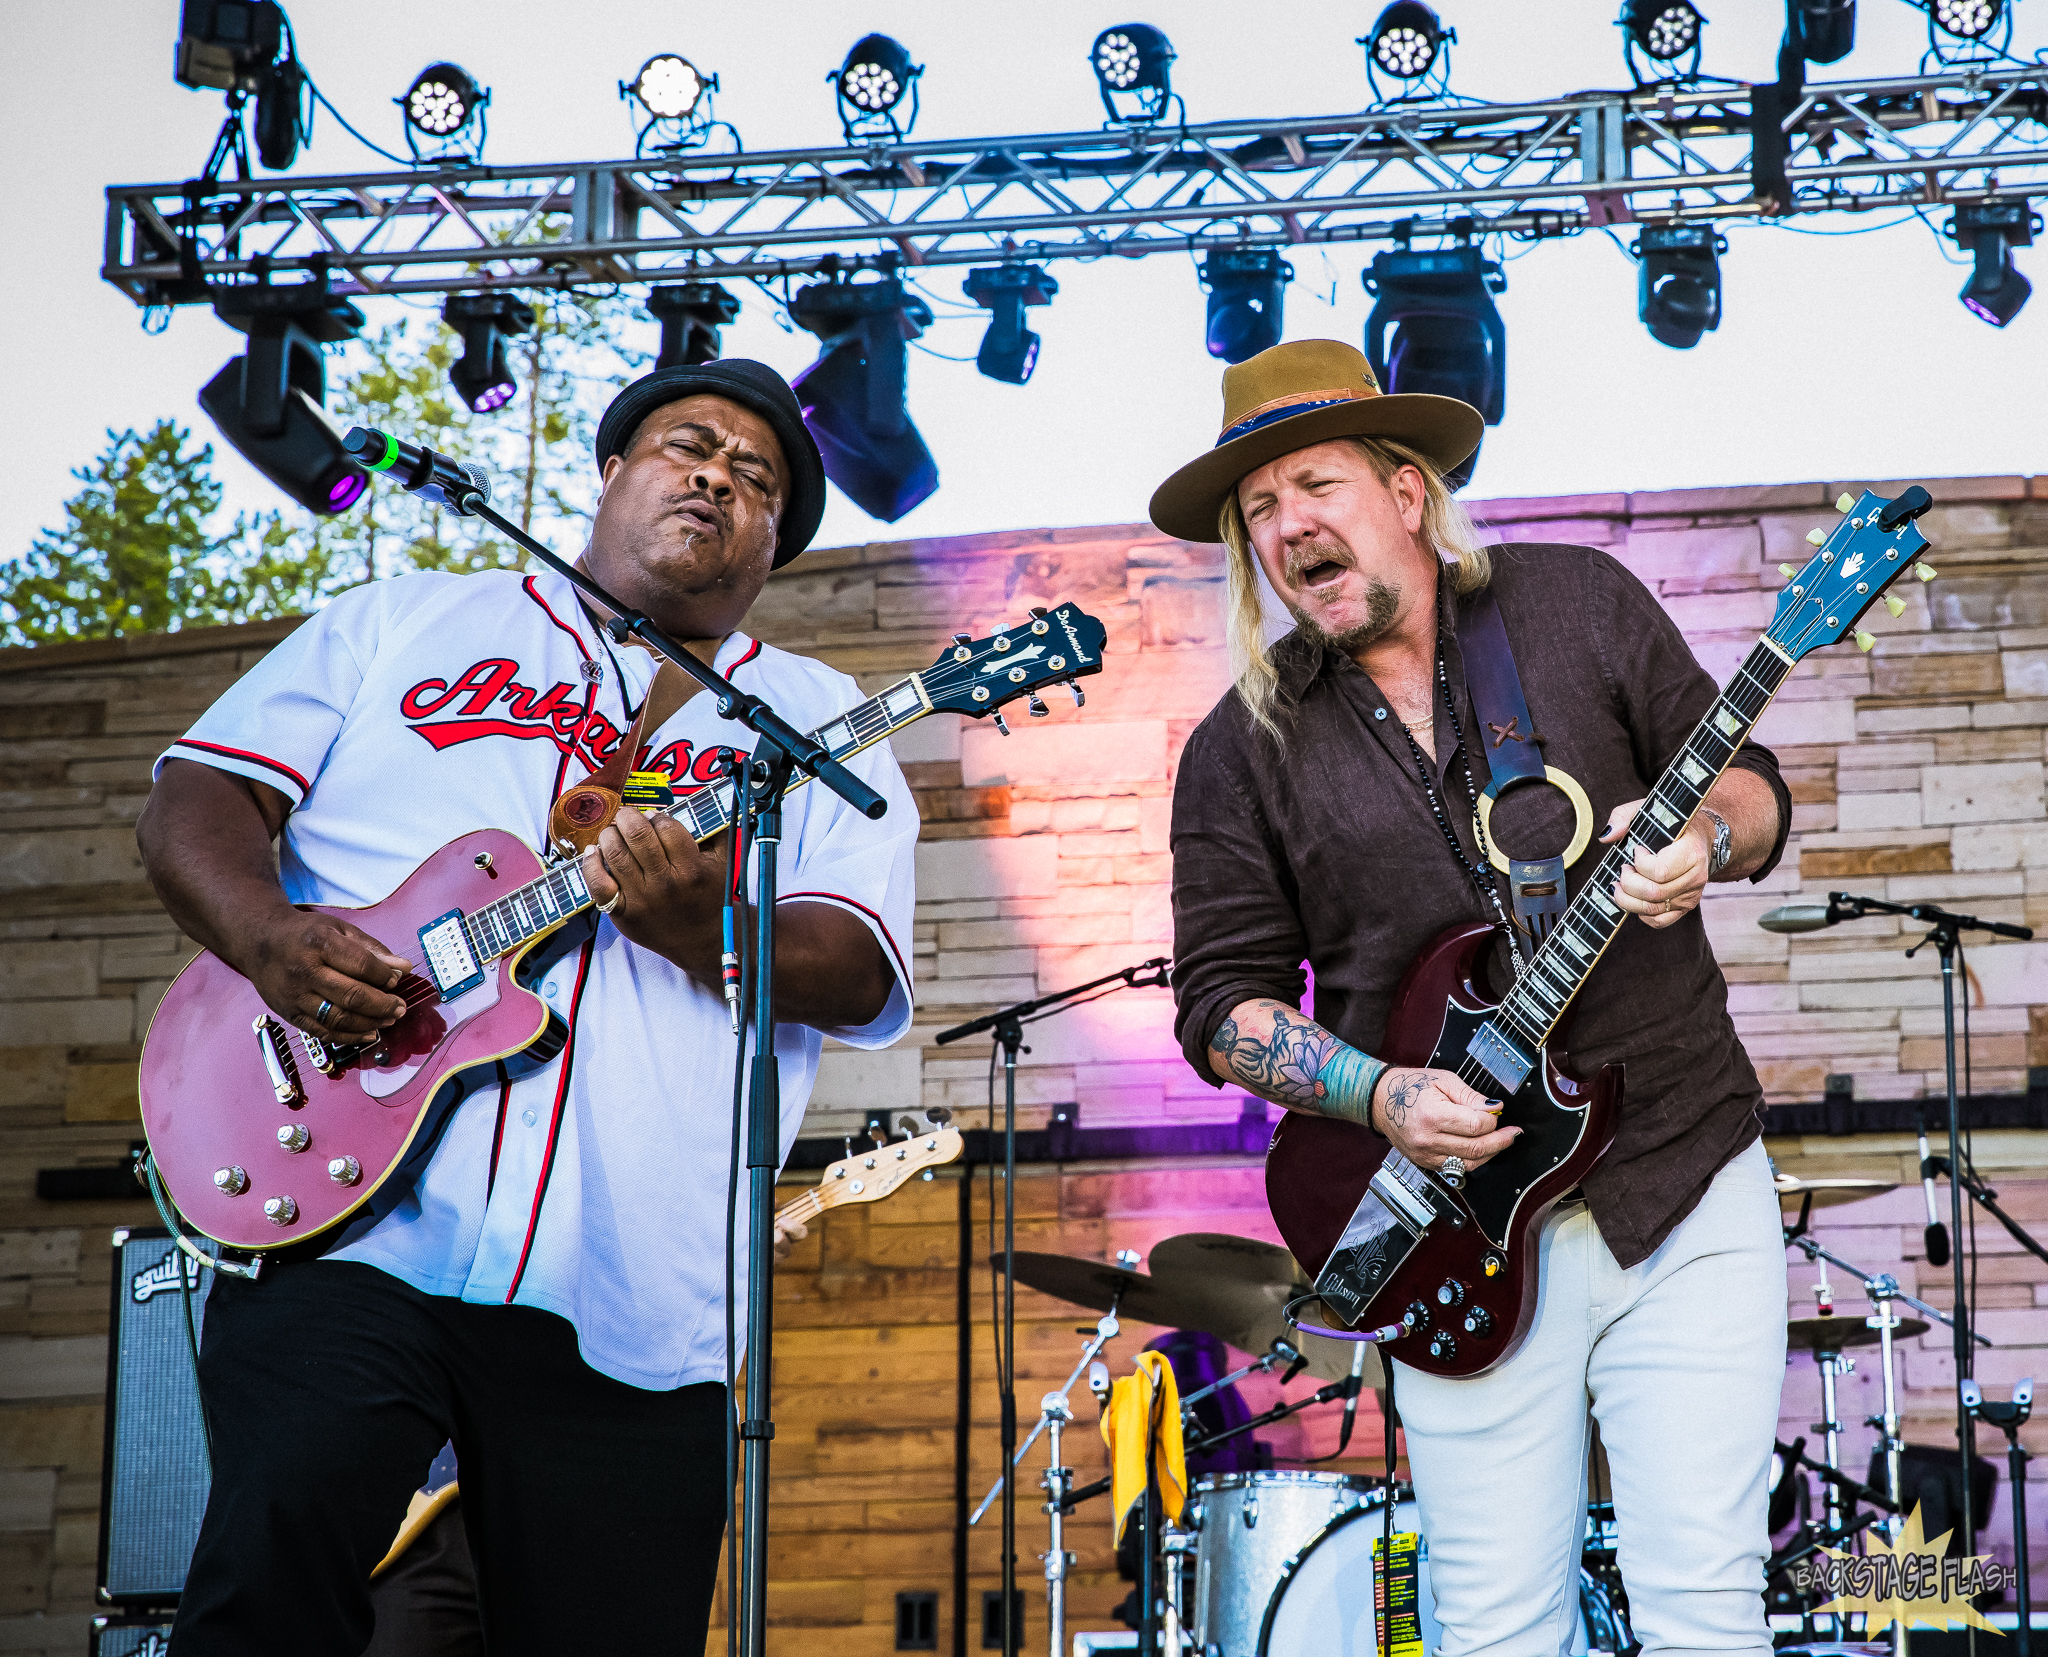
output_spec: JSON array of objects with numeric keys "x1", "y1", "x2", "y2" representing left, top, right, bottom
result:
[{"x1": 172, "y1": 1260, "x2": 727, "y2": 1656}]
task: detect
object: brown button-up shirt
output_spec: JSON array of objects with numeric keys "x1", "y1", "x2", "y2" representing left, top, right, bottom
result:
[{"x1": 1170, "y1": 541, "x2": 1791, "y2": 1268}]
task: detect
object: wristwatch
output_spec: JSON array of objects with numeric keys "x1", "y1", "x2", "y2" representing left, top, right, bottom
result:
[{"x1": 1701, "y1": 807, "x2": 1732, "y2": 877}]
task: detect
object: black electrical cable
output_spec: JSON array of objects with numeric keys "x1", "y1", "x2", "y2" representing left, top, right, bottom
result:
[{"x1": 722, "y1": 752, "x2": 750, "y2": 1657}]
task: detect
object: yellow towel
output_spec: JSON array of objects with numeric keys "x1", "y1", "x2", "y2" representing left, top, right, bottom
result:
[{"x1": 1098, "y1": 1351, "x2": 1187, "y2": 1544}]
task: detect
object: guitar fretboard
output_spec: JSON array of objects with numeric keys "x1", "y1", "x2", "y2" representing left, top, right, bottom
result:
[
  {"x1": 458, "y1": 672, "x2": 932, "y2": 966},
  {"x1": 1473, "y1": 638, "x2": 1795, "y2": 1068}
]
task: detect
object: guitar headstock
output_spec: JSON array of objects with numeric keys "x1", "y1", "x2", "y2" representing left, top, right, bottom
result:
[
  {"x1": 1768, "y1": 487, "x2": 1935, "y2": 663},
  {"x1": 814, "y1": 1127, "x2": 965, "y2": 1215},
  {"x1": 917, "y1": 604, "x2": 1108, "y2": 725}
]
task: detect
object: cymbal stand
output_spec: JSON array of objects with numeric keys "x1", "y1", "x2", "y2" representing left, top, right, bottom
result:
[
  {"x1": 1963, "y1": 1378, "x2": 2034, "y2": 1657},
  {"x1": 970, "y1": 1307, "x2": 1121, "y2": 1526},
  {"x1": 1174, "y1": 1339, "x2": 1302, "y2": 1416},
  {"x1": 1040, "y1": 1391, "x2": 1074, "y2": 1657},
  {"x1": 1161, "y1": 1524, "x2": 1192, "y2": 1655}
]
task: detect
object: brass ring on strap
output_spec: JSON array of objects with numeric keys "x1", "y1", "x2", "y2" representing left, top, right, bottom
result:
[{"x1": 1473, "y1": 766, "x2": 1595, "y2": 877}]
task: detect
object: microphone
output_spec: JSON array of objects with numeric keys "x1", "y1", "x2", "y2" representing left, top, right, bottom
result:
[
  {"x1": 1759, "y1": 904, "x2": 1837, "y2": 934},
  {"x1": 1921, "y1": 1137, "x2": 1951, "y2": 1267},
  {"x1": 341, "y1": 425, "x2": 491, "y2": 516}
]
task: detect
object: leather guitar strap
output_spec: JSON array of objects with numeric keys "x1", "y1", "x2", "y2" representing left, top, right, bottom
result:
[
  {"x1": 1455, "y1": 588, "x2": 1569, "y2": 944},
  {"x1": 547, "y1": 656, "x2": 706, "y2": 857}
]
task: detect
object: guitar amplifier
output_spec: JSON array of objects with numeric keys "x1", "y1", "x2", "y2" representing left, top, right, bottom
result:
[
  {"x1": 91, "y1": 1614, "x2": 176, "y2": 1656},
  {"x1": 99, "y1": 1227, "x2": 214, "y2": 1607}
]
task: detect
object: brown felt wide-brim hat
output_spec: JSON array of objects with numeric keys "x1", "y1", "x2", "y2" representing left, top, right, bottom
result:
[{"x1": 1148, "y1": 339, "x2": 1484, "y2": 543}]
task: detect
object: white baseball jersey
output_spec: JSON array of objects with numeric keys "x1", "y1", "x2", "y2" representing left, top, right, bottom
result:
[{"x1": 159, "y1": 566, "x2": 918, "y2": 1389}]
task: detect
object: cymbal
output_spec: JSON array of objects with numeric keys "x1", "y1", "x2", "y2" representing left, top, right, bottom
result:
[
  {"x1": 1146, "y1": 1233, "x2": 1368, "y2": 1385},
  {"x1": 991, "y1": 1252, "x2": 1183, "y2": 1330},
  {"x1": 1786, "y1": 1314, "x2": 1930, "y2": 1352},
  {"x1": 1776, "y1": 1176, "x2": 1896, "y2": 1210}
]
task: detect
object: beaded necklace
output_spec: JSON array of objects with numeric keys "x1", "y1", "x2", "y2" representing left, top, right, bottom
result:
[{"x1": 1394, "y1": 650, "x2": 1527, "y2": 973}]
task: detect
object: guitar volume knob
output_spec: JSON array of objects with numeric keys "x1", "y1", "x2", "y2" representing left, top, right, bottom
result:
[
  {"x1": 277, "y1": 1123, "x2": 310, "y2": 1153},
  {"x1": 263, "y1": 1195, "x2": 298, "y2": 1226},
  {"x1": 1435, "y1": 1279, "x2": 1465, "y2": 1306},
  {"x1": 213, "y1": 1166, "x2": 248, "y2": 1196},
  {"x1": 1462, "y1": 1307, "x2": 1494, "y2": 1337},
  {"x1": 1403, "y1": 1301, "x2": 1432, "y2": 1331},
  {"x1": 1427, "y1": 1331, "x2": 1459, "y2": 1361},
  {"x1": 328, "y1": 1155, "x2": 362, "y2": 1186}
]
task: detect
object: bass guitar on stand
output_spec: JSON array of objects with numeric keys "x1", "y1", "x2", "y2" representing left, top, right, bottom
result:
[{"x1": 1267, "y1": 487, "x2": 1935, "y2": 1378}]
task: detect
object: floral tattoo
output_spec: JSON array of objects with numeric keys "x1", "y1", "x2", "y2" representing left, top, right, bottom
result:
[{"x1": 1210, "y1": 1001, "x2": 1386, "y2": 1130}]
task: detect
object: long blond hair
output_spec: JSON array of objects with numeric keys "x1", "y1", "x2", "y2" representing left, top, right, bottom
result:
[{"x1": 1218, "y1": 436, "x2": 1489, "y2": 746}]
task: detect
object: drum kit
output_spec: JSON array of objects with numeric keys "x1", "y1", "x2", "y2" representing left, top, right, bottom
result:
[{"x1": 985, "y1": 1174, "x2": 1979, "y2": 1656}]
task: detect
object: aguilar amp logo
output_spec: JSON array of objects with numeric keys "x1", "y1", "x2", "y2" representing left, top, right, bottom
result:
[{"x1": 130, "y1": 1250, "x2": 202, "y2": 1304}]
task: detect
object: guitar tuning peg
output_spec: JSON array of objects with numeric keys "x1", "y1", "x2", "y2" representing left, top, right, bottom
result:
[
  {"x1": 925, "y1": 1106, "x2": 953, "y2": 1126},
  {"x1": 1067, "y1": 681, "x2": 1085, "y2": 707},
  {"x1": 1029, "y1": 605, "x2": 1048, "y2": 619},
  {"x1": 1778, "y1": 563, "x2": 1798, "y2": 577},
  {"x1": 1884, "y1": 594, "x2": 1907, "y2": 618},
  {"x1": 993, "y1": 712, "x2": 1011, "y2": 736},
  {"x1": 1855, "y1": 630, "x2": 1877, "y2": 652},
  {"x1": 953, "y1": 632, "x2": 972, "y2": 646},
  {"x1": 1028, "y1": 694, "x2": 1049, "y2": 718},
  {"x1": 1805, "y1": 527, "x2": 1828, "y2": 546},
  {"x1": 1836, "y1": 493, "x2": 1856, "y2": 513},
  {"x1": 1915, "y1": 563, "x2": 1937, "y2": 582}
]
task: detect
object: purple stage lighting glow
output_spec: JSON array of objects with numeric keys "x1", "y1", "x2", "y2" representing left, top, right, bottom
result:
[
  {"x1": 329, "y1": 473, "x2": 368, "y2": 510},
  {"x1": 471, "y1": 382, "x2": 517, "y2": 413}
]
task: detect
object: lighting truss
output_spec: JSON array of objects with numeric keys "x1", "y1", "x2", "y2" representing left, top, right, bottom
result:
[{"x1": 101, "y1": 65, "x2": 2048, "y2": 305}]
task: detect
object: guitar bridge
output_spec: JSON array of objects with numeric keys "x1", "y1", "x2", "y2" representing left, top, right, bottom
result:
[{"x1": 1314, "y1": 1159, "x2": 1446, "y2": 1327}]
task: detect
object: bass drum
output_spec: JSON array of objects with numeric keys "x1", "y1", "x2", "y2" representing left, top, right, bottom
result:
[{"x1": 1261, "y1": 1488, "x2": 1438, "y2": 1657}]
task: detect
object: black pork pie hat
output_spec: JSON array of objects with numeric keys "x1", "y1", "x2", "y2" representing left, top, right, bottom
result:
[{"x1": 595, "y1": 360, "x2": 826, "y2": 568}]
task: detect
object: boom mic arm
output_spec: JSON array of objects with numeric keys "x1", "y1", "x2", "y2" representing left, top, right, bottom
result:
[{"x1": 341, "y1": 425, "x2": 491, "y2": 516}]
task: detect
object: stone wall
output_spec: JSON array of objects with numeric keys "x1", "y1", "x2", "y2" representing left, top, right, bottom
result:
[{"x1": 1, "y1": 473, "x2": 2044, "y2": 1651}]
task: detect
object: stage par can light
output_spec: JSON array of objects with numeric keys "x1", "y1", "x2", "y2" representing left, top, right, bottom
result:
[
  {"x1": 1200, "y1": 248, "x2": 1292, "y2": 364},
  {"x1": 649, "y1": 282, "x2": 741, "y2": 369},
  {"x1": 402, "y1": 62, "x2": 489, "y2": 160},
  {"x1": 962, "y1": 264, "x2": 1058, "y2": 385},
  {"x1": 790, "y1": 278, "x2": 939, "y2": 522},
  {"x1": 834, "y1": 34, "x2": 921, "y2": 139},
  {"x1": 1789, "y1": 0, "x2": 1856, "y2": 63},
  {"x1": 1634, "y1": 223, "x2": 1726, "y2": 348},
  {"x1": 1623, "y1": 0, "x2": 1706, "y2": 59},
  {"x1": 1091, "y1": 24, "x2": 1176, "y2": 123},
  {"x1": 200, "y1": 289, "x2": 369, "y2": 515},
  {"x1": 443, "y1": 294, "x2": 536, "y2": 413},
  {"x1": 629, "y1": 54, "x2": 711, "y2": 121},
  {"x1": 1952, "y1": 199, "x2": 2036, "y2": 327},
  {"x1": 1929, "y1": 0, "x2": 2000, "y2": 37},
  {"x1": 1365, "y1": 2, "x2": 1453, "y2": 80}
]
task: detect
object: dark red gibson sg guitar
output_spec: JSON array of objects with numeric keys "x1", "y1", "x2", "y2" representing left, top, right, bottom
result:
[
  {"x1": 139, "y1": 605, "x2": 1107, "y2": 1253},
  {"x1": 1267, "y1": 487, "x2": 1935, "y2": 1377}
]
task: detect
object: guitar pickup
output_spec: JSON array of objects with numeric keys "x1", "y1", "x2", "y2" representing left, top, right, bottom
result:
[
  {"x1": 1465, "y1": 1021, "x2": 1533, "y2": 1094},
  {"x1": 418, "y1": 911, "x2": 484, "y2": 999},
  {"x1": 1313, "y1": 1164, "x2": 1444, "y2": 1327}
]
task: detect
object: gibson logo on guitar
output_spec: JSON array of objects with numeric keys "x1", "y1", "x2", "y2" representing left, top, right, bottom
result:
[
  {"x1": 139, "y1": 607, "x2": 1107, "y2": 1253},
  {"x1": 1273, "y1": 487, "x2": 1936, "y2": 1378}
]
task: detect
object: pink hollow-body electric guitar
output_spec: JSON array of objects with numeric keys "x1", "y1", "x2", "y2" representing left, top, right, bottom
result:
[{"x1": 140, "y1": 605, "x2": 1108, "y2": 1252}]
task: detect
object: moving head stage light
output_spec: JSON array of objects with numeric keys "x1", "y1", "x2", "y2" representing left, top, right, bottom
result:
[
  {"x1": 200, "y1": 284, "x2": 369, "y2": 515},
  {"x1": 402, "y1": 62, "x2": 489, "y2": 163},
  {"x1": 962, "y1": 264, "x2": 1058, "y2": 384},
  {"x1": 1950, "y1": 199, "x2": 2037, "y2": 327},
  {"x1": 442, "y1": 294, "x2": 535, "y2": 412},
  {"x1": 835, "y1": 35, "x2": 921, "y2": 142},
  {"x1": 649, "y1": 282, "x2": 741, "y2": 369},
  {"x1": 1091, "y1": 25, "x2": 1176, "y2": 124},
  {"x1": 1201, "y1": 248, "x2": 1292, "y2": 364},
  {"x1": 1789, "y1": 0, "x2": 1856, "y2": 63},
  {"x1": 792, "y1": 278, "x2": 938, "y2": 522},
  {"x1": 1363, "y1": 243, "x2": 1506, "y2": 488},
  {"x1": 1634, "y1": 223, "x2": 1727, "y2": 348},
  {"x1": 174, "y1": 0, "x2": 305, "y2": 172}
]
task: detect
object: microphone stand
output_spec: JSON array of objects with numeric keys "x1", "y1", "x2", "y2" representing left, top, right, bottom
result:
[
  {"x1": 1825, "y1": 893, "x2": 2033, "y2": 1568},
  {"x1": 936, "y1": 958, "x2": 1171, "y2": 1657},
  {"x1": 411, "y1": 473, "x2": 886, "y2": 1657}
]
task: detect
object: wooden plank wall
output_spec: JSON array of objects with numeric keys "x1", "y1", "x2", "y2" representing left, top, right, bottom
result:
[{"x1": 1, "y1": 474, "x2": 2044, "y2": 1654}]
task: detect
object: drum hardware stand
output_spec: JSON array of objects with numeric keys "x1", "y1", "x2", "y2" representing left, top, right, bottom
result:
[
  {"x1": 1963, "y1": 1377, "x2": 2034, "y2": 1657},
  {"x1": 1826, "y1": 892, "x2": 2034, "y2": 1569},
  {"x1": 1160, "y1": 1524, "x2": 1191, "y2": 1656},
  {"x1": 938, "y1": 957, "x2": 1170, "y2": 1657},
  {"x1": 1175, "y1": 1340, "x2": 1304, "y2": 1416},
  {"x1": 971, "y1": 1308, "x2": 1122, "y2": 1526},
  {"x1": 1041, "y1": 1392, "x2": 1075, "y2": 1657}
]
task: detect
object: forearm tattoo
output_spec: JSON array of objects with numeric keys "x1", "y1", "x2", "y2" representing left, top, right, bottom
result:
[{"x1": 1210, "y1": 1001, "x2": 1386, "y2": 1130}]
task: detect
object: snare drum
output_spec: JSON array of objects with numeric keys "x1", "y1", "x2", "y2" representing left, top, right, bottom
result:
[{"x1": 1187, "y1": 1471, "x2": 1438, "y2": 1657}]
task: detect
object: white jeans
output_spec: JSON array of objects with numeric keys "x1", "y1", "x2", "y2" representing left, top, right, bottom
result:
[{"x1": 1392, "y1": 1138, "x2": 1787, "y2": 1657}]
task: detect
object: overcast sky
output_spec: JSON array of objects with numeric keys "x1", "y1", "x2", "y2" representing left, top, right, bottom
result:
[{"x1": 5, "y1": 0, "x2": 2043, "y2": 568}]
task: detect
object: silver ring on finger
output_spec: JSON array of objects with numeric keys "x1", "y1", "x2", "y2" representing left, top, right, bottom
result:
[
  {"x1": 596, "y1": 891, "x2": 622, "y2": 916},
  {"x1": 315, "y1": 998, "x2": 335, "y2": 1025},
  {"x1": 1440, "y1": 1154, "x2": 1467, "y2": 1189}
]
